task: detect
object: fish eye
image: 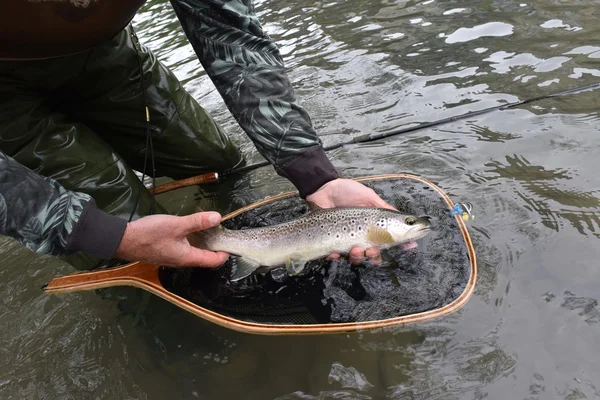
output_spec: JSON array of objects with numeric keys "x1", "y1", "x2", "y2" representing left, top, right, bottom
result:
[{"x1": 405, "y1": 216, "x2": 417, "y2": 225}]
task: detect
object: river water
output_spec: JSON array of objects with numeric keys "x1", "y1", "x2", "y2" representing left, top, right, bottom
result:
[{"x1": 1, "y1": 0, "x2": 599, "y2": 398}]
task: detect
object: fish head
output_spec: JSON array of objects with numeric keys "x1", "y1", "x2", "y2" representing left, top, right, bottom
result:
[{"x1": 387, "y1": 214, "x2": 432, "y2": 243}]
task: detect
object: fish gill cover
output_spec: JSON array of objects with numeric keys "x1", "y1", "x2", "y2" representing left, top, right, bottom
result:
[{"x1": 158, "y1": 177, "x2": 471, "y2": 325}]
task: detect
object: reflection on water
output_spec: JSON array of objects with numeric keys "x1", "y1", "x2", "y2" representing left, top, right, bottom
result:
[
  {"x1": 1, "y1": 0, "x2": 600, "y2": 398},
  {"x1": 481, "y1": 154, "x2": 600, "y2": 237}
]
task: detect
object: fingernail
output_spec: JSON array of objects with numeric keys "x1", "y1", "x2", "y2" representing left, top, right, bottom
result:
[{"x1": 207, "y1": 212, "x2": 221, "y2": 225}]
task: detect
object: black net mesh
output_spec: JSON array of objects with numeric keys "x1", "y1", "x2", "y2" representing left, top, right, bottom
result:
[{"x1": 158, "y1": 177, "x2": 472, "y2": 325}]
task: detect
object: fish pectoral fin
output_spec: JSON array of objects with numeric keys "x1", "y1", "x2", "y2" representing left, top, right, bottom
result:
[
  {"x1": 367, "y1": 226, "x2": 395, "y2": 246},
  {"x1": 285, "y1": 257, "x2": 307, "y2": 276},
  {"x1": 230, "y1": 257, "x2": 261, "y2": 282}
]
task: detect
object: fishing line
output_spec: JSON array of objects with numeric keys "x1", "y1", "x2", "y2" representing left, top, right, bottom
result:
[
  {"x1": 129, "y1": 24, "x2": 157, "y2": 222},
  {"x1": 217, "y1": 81, "x2": 600, "y2": 179}
]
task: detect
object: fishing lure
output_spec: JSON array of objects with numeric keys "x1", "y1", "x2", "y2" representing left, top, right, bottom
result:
[{"x1": 451, "y1": 202, "x2": 474, "y2": 221}]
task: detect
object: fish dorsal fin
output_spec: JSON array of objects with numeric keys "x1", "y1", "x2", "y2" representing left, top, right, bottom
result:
[
  {"x1": 230, "y1": 257, "x2": 261, "y2": 282},
  {"x1": 306, "y1": 201, "x2": 324, "y2": 212},
  {"x1": 367, "y1": 226, "x2": 395, "y2": 245}
]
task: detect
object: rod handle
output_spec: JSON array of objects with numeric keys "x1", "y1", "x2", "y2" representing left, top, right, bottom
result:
[{"x1": 150, "y1": 172, "x2": 219, "y2": 195}]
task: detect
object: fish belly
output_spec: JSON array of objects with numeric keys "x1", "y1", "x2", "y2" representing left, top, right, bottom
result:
[{"x1": 244, "y1": 231, "x2": 370, "y2": 266}]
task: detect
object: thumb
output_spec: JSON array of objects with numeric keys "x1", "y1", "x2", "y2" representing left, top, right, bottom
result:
[
  {"x1": 380, "y1": 200, "x2": 397, "y2": 211},
  {"x1": 181, "y1": 211, "x2": 222, "y2": 234},
  {"x1": 371, "y1": 196, "x2": 396, "y2": 210},
  {"x1": 366, "y1": 190, "x2": 395, "y2": 210}
]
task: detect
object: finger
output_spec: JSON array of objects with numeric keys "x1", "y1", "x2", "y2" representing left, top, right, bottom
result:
[
  {"x1": 361, "y1": 186, "x2": 396, "y2": 210},
  {"x1": 349, "y1": 247, "x2": 365, "y2": 265},
  {"x1": 376, "y1": 199, "x2": 396, "y2": 210},
  {"x1": 181, "y1": 249, "x2": 229, "y2": 268},
  {"x1": 381, "y1": 202, "x2": 396, "y2": 210},
  {"x1": 365, "y1": 247, "x2": 380, "y2": 258},
  {"x1": 402, "y1": 241, "x2": 419, "y2": 251},
  {"x1": 327, "y1": 253, "x2": 341, "y2": 260},
  {"x1": 365, "y1": 247, "x2": 382, "y2": 266},
  {"x1": 181, "y1": 211, "x2": 222, "y2": 234}
]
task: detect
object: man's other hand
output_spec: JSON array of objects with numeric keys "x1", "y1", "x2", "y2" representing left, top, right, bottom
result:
[{"x1": 306, "y1": 178, "x2": 396, "y2": 265}]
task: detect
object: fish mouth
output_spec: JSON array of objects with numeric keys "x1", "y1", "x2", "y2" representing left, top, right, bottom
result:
[
  {"x1": 418, "y1": 215, "x2": 432, "y2": 226},
  {"x1": 407, "y1": 224, "x2": 432, "y2": 240}
]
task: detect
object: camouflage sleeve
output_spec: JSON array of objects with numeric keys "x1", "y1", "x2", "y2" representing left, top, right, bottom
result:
[
  {"x1": 0, "y1": 152, "x2": 127, "y2": 259},
  {"x1": 169, "y1": 0, "x2": 340, "y2": 197}
]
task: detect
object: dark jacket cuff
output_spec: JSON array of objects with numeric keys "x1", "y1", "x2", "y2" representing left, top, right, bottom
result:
[
  {"x1": 65, "y1": 201, "x2": 128, "y2": 259},
  {"x1": 276, "y1": 146, "x2": 340, "y2": 198}
]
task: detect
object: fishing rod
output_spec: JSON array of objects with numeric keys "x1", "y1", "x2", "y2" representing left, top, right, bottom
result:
[{"x1": 150, "y1": 81, "x2": 600, "y2": 195}]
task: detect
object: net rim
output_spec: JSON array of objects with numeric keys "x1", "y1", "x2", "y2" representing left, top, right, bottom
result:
[{"x1": 44, "y1": 174, "x2": 477, "y2": 335}]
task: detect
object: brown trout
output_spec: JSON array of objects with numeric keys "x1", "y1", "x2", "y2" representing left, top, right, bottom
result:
[{"x1": 190, "y1": 204, "x2": 432, "y2": 281}]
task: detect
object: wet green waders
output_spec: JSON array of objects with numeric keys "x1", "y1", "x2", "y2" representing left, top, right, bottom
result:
[{"x1": 0, "y1": 26, "x2": 244, "y2": 269}]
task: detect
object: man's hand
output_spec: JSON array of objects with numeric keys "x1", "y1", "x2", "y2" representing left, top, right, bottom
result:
[
  {"x1": 114, "y1": 212, "x2": 229, "y2": 267},
  {"x1": 306, "y1": 178, "x2": 396, "y2": 265}
]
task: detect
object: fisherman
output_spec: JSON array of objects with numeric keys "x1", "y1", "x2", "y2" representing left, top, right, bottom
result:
[{"x1": 0, "y1": 0, "x2": 393, "y2": 270}]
